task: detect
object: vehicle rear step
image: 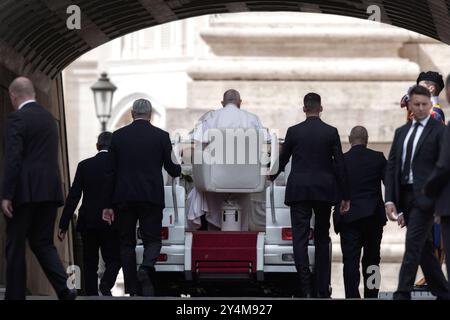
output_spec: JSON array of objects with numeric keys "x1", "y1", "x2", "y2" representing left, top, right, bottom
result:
[{"x1": 191, "y1": 231, "x2": 258, "y2": 278}]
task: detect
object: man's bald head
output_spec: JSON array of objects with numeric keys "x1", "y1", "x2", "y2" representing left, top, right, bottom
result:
[
  {"x1": 9, "y1": 77, "x2": 36, "y2": 99},
  {"x1": 9, "y1": 77, "x2": 36, "y2": 109},
  {"x1": 349, "y1": 126, "x2": 369, "y2": 146},
  {"x1": 222, "y1": 89, "x2": 241, "y2": 108}
]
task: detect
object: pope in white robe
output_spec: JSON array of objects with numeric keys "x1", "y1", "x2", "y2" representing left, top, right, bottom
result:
[{"x1": 186, "y1": 89, "x2": 268, "y2": 231}]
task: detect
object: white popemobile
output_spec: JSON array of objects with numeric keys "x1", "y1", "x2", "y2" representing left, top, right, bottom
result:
[{"x1": 135, "y1": 129, "x2": 329, "y2": 296}]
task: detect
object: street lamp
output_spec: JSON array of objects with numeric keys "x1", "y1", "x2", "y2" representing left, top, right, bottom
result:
[{"x1": 91, "y1": 72, "x2": 117, "y2": 132}]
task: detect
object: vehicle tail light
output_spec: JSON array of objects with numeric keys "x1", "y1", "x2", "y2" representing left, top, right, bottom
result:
[
  {"x1": 161, "y1": 227, "x2": 169, "y2": 240},
  {"x1": 282, "y1": 228, "x2": 292, "y2": 241},
  {"x1": 157, "y1": 254, "x2": 168, "y2": 262}
]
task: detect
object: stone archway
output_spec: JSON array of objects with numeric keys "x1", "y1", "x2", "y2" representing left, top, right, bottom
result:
[{"x1": 1, "y1": 0, "x2": 450, "y2": 88}]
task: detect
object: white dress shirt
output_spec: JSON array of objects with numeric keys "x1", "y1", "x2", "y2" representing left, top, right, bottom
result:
[
  {"x1": 401, "y1": 115, "x2": 430, "y2": 184},
  {"x1": 385, "y1": 115, "x2": 431, "y2": 210},
  {"x1": 18, "y1": 99, "x2": 36, "y2": 110}
]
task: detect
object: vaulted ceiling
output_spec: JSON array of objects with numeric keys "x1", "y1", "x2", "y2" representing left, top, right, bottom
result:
[{"x1": 1, "y1": 0, "x2": 450, "y2": 80}]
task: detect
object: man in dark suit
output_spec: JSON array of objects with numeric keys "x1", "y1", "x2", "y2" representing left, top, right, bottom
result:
[
  {"x1": 385, "y1": 85, "x2": 450, "y2": 300},
  {"x1": 1, "y1": 77, "x2": 76, "y2": 300},
  {"x1": 102, "y1": 99, "x2": 181, "y2": 296},
  {"x1": 425, "y1": 121, "x2": 450, "y2": 290},
  {"x1": 334, "y1": 126, "x2": 387, "y2": 298},
  {"x1": 271, "y1": 92, "x2": 350, "y2": 298},
  {"x1": 58, "y1": 132, "x2": 121, "y2": 296}
]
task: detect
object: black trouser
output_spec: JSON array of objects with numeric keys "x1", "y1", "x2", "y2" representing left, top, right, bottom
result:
[
  {"x1": 439, "y1": 216, "x2": 450, "y2": 290},
  {"x1": 81, "y1": 228, "x2": 121, "y2": 295},
  {"x1": 395, "y1": 186, "x2": 450, "y2": 299},
  {"x1": 117, "y1": 203, "x2": 162, "y2": 295},
  {"x1": 5, "y1": 203, "x2": 68, "y2": 300},
  {"x1": 291, "y1": 201, "x2": 332, "y2": 297},
  {"x1": 340, "y1": 215, "x2": 383, "y2": 298}
]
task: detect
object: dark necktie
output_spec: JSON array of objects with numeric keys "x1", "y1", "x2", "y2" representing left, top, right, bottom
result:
[{"x1": 402, "y1": 122, "x2": 421, "y2": 184}]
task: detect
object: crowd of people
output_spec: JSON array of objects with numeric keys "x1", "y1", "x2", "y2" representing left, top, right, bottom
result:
[{"x1": 2, "y1": 71, "x2": 450, "y2": 300}]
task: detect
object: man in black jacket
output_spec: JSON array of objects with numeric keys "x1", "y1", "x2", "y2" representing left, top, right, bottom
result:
[
  {"x1": 425, "y1": 121, "x2": 450, "y2": 291},
  {"x1": 385, "y1": 85, "x2": 450, "y2": 300},
  {"x1": 102, "y1": 99, "x2": 181, "y2": 296},
  {"x1": 271, "y1": 92, "x2": 350, "y2": 298},
  {"x1": 335, "y1": 126, "x2": 387, "y2": 298},
  {"x1": 1, "y1": 77, "x2": 75, "y2": 300},
  {"x1": 58, "y1": 132, "x2": 121, "y2": 296}
]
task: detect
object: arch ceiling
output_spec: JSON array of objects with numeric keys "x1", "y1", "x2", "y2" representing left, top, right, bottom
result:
[{"x1": 1, "y1": 0, "x2": 450, "y2": 80}]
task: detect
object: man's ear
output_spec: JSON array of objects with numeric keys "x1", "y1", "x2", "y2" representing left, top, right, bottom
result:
[
  {"x1": 221, "y1": 101, "x2": 225, "y2": 107},
  {"x1": 319, "y1": 106, "x2": 323, "y2": 113},
  {"x1": 9, "y1": 93, "x2": 16, "y2": 107},
  {"x1": 302, "y1": 106, "x2": 306, "y2": 113},
  {"x1": 429, "y1": 85, "x2": 437, "y2": 96}
]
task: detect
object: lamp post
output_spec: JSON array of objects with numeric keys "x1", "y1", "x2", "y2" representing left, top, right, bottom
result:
[{"x1": 91, "y1": 72, "x2": 116, "y2": 132}]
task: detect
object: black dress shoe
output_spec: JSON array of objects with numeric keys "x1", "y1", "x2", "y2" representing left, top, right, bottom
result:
[
  {"x1": 58, "y1": 288, "x2": 77, "y2": 300},
  {"x1": 137, "y1": 268, "x2": 155, "y2": 297},
  {"x1": 99, "y1": 283, "x2": 112, "y2": 296}
]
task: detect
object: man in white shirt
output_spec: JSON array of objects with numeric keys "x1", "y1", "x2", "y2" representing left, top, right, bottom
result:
[
  {"x1": 384, "y1": 85, "x2": 449, "y2": 300},
  {"x1": 187, "y1": 89, "x2": 268, "y2": 231}
]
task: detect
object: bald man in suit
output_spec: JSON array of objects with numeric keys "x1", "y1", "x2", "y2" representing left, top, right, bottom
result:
[{"x1": 1, "y1": 77, "x2": 76, "y2": 300}]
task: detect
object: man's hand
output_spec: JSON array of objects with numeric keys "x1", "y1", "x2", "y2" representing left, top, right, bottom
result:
[
  {"x1": 1, "y1": 199, "x2": 13, "y2": 218},
  {"x1": 102, "y1": 209, "x2": 115, "y2": 225},
  {"x1": 397, "y1": 214, "x2": 406, "y2": 228},
  {"x1": 58, "y1": 229, "x2": 66, "y2": 242},
  {"x1": 339, "y1": 200, "x2": 350, "y2": 214},
  {"x1": 385, "y1": 203, "x2": 398, "y2": 221}
]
